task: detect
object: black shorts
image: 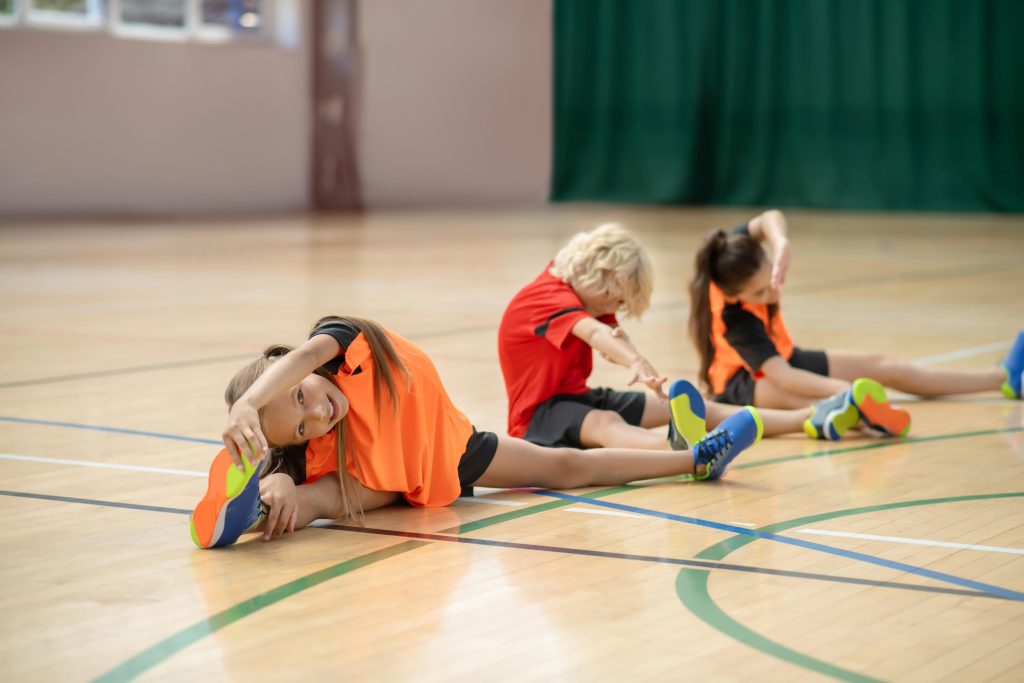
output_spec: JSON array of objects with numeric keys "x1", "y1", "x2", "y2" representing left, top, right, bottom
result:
[
  {"x1": 714, "y1": 347, "x2": 829, "y2": 406},
  {"x1": 457, "y1": 427, "x2": 499, "y2": 497},
  {"x1": 523, "y1": 388, "x2": 646, "y2": 449}
]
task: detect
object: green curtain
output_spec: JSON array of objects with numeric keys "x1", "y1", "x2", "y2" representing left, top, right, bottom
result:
[{"x1": 552, "y1": 0, "x2": 1024, "y2": 211}]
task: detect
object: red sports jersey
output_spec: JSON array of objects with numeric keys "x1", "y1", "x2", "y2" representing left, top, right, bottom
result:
[{"x1": 498, "y1": 264, "x2": 617, "y2": 437}]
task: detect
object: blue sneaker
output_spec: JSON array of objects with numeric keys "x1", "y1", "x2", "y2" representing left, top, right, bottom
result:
[
  {"x1": 692, "y1": 406, "x2": 763, "y2": 481},
  {"x1": 190, "y1": 447, "x2": 267, "y2": 549},
  {"x1": 803, "y1": 388, "x2": 859, "y2": 441},
  {"x1": 1000, "y1": 330, "x2": 1024, "y2": 400},
  {"x1": 668, "y1": 379, "x2": 707, "y2": 450}
]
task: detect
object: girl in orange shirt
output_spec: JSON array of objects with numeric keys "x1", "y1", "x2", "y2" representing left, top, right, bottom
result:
[
  {"x1": 190, "y1": 315, "x2": 763, "y2": 549},
  {"x1": 688, "y1": 210, "x2": 1023, "y2": 439}
]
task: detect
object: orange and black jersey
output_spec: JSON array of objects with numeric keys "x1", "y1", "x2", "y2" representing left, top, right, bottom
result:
[
  {"x1": 707, "y1": 225, "x2": 795, "y2": 395},
  {"x1": 298, "y1": 320, "x2": 474, "y2": 508}
]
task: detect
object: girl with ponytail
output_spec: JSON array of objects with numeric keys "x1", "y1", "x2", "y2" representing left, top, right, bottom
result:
[{"x1": 688, "y1": 210, "x2": 1022, "y2": 441}]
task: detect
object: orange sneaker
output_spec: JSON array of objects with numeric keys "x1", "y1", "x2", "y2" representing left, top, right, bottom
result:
[
  {"x1": 850, "y1": 378, "x2": 911, "y2": 437},
  {"x1": 190, "y1": 447, "x2": 266, "y2": 549}
]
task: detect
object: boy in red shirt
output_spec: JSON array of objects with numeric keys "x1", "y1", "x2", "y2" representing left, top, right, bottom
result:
[{"x1": 498, "y1": 224, "x2": 843, "y2": 451}]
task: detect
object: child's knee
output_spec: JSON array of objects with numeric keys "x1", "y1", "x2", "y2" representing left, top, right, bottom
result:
[
  {"x1": 580, "y1": 409, "x2": 627, "y2": 441},
  {"x1": 548, "y1": 447, "x2": 592, "y2": 489}
]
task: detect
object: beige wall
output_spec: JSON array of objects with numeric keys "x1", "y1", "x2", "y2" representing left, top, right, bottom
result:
[
  {"x1": 357, "y1": 0, "x2": 552, "y2": 207},
  {"x1": 0, "y1": 1, "x2": 553, "y2": 215},
  {"x1": 0, "y1": 25, "x2": 311, "y2": 216}
]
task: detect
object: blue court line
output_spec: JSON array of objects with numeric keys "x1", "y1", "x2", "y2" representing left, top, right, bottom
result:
[
  {"x1": 0, "y1": 416, "x2": 221, "y2": 445},
  {"x1": 532, "y1": 490, "x2": 1024, "y2": 602},
  {"x1": 0, "y1": 489, "x2": 191, "y2": 516},
  {"x1": 0, "y1": 487, "x2": 998, "y2": 602}
]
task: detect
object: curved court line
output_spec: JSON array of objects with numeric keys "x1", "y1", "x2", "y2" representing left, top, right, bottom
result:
[
  {"x1": 675, "y1": 492, "x2": 1024, "y2": 682},
  {"x1": 3, "y1": 419, "x2": 1005, "y2": 679},
  {"x1": 531, "y1": 490, "x2": 1024, "y2": 602}
]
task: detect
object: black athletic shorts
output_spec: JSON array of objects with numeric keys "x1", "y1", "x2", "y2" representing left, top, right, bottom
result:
[
  {"x1": 523, "y1": 388, "x2": 646, "y2": 449},
  {"x1": 714, "y1": 347, "x2": 829, "y2": 406},
  {"x1": 458, "y1": 427, "x2": 500, "y2": 497}
]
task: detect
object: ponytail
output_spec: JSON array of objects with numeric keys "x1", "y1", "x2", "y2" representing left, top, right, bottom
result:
[
  {"x1": 689, "y1": 230, "x2": 727, "y2": 393},
  {"x1": 688, "y1": 229, "x2": 767, "y2": 393}
]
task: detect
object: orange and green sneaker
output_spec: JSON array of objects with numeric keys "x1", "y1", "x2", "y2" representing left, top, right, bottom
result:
[
  {"x1": 850, "y1": 378, "x2": 911, "y2": 437},
  {"x1": 190, "y1": 447, "x2": 266, "y2": 549}
]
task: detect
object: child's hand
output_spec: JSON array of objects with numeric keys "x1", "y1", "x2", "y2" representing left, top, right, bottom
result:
[
  {"x1": 259, "y1": 473, "x2": 298, "y2": 541},
  {"x1": 770, "y1": 238, "x2": 791, "y2": 290},
  {"x1": 223, "y1": 401, "x2": 269, "y2": 470},
  {"x1": 627, "y1": 358, "x2": 667, "y2": 399}
]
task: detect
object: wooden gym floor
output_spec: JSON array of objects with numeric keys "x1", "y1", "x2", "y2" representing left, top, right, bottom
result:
[{"x1": 1, "y1": 207, "x2": 1022, "y2": 682}]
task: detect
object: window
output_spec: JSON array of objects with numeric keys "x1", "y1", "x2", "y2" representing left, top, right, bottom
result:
[{"x1": 0, "y1": 0, "x2": 278, "y2": 44}]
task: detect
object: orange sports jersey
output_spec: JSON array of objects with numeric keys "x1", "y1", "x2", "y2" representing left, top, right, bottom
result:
[
  {"x1": 707, "y1": 282, "x2": 795, "y2": 395},
  {"x1": 302, "y1": 328, "x2": 474, "y2": 507}
]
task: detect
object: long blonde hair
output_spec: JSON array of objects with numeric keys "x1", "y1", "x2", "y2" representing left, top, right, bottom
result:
[
  {"x1": 224, "y1": 315, "x2": 409, "y2": 522},
  {"x1": 549, "y1": 223, "x2": 653, "y2": 318}
]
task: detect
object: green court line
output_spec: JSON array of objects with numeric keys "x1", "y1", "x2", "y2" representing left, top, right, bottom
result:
[
  {"x1": 94, "y1": 425, "x2": 1022, "y2": 681},
  {"x1": 675, "y1": 492, "x2": 1024, "y2": 682},
  {"x1": 93, "y1": 540, "x2": 426, "y2": 683}
]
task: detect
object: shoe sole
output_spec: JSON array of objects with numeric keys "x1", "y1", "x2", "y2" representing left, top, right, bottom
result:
[
  {"x1": 803, "y1": 401, "x2": 859, "y2": 441},
  {"x1": 669, "y1": 380, "x2": 708, "y2": 449},
  {"x1": 190, "y1": 447, "x2": 261, "y2": 549},
  {"x1": 851, "y1": 378, "x2": 911, "y2": 437}
]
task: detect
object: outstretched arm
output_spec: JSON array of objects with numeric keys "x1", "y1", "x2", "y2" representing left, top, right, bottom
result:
[
  {"x1": 747, "y1": 209, "x2": 791, "y2": 289},
  {"x1": 223, "y1": 334, "x2": 342, "y2": 468},
  {"x1": 571, "y1": 317, "x2": 667, "y2": 399}
]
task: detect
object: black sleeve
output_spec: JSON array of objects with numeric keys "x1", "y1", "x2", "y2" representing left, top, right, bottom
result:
[
  {"x1": 721, "y1": 304, "x2": 779, "y2": 371},
  {"x1": 730, "y1": 223, "x2": 750, "y2": 237},
  {"x1": 309, "y1": 319, "x2": 361, "y2": 375}
]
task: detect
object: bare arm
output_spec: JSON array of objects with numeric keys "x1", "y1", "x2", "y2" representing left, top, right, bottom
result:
[
  {"x1": 223, "y1": 334, "x2": 342, "y2": 467},
  {"x1": 571, "y1": 317, "x2": 667, "y2": 398},
  {"x1": 759, "y1": 356, "x2": 847, "y2": 397},
  {"x1": 261, "y1": 473, "x2": 399, "y2": 541},
  {"x1": 747, "y1": 209, "x2": 791, "y2": 289}
]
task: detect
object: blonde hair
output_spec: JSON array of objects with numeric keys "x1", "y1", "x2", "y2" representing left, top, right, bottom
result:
[
  {"x1": 549, "y1": 223, "x2": 652, "y2": 318},
  {"x1": 224, "y1": 316, "x2": 409, "y2": 524}
]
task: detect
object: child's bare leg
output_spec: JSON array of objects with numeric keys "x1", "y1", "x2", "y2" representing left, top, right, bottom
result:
[
  {"x1": 753, "y1": 378, "x2": 830, "y2": 409},
  {"x1": 828, "y1": 351, "x2": 1005, "y2": 397},
  {"x1": 474, "y1": 436, "x2": 695, "y2": 489},
  {"x1": 578, "y1": 408, "x2": 669, "y2": 450},
  {"x1": 707, "y1": 400, "x2": 808, "y2": 436}
]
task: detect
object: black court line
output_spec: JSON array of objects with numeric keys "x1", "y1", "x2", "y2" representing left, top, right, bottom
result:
[
  {"x1": 0, "y1": 490, "x2": 191, "y2": 515},
  {"x1": 0, "y1": 354, "x2": 253, "y2": 390},
  {"x1": 1, "y1": 488, "x2": 1001, "y2": 601},
  {"x1": 0, "y1": 326, "x2": 497, "y2": 391},
  {"x1": 325, "y1": 525, "x2": 1002, "y2": 601}
]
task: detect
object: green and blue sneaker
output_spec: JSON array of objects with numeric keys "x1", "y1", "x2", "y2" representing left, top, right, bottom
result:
[
  {"x1": 692, "y1": 406, "x2": 763, "y2": 481},
  {"x1": 1000, "y1": 330, "x2": 1024, "y2": 400},
  {"x1": 803, "y1": 388, "x2": 859, "y2": 441}
]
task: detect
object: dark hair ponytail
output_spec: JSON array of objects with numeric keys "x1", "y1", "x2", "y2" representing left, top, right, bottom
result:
[{"x1": 688, "y1": 229, "x2": 767, "y2": 393}]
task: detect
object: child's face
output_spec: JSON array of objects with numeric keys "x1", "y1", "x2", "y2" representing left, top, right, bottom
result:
[
  {"x1": 579, "y1": 289, "x2": 623, "y2": 318},
  {"x1": 733, "y1": 258, "x2": 779, "y2": 306},
  {"x1": 262, "y1": 373, "x2": 349, "y2": 447}
]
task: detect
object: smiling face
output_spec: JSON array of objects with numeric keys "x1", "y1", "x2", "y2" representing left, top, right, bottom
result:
[
  {"x1": 262, "y1": 373, "x2": 349, "y2": 447},
  {"x1": 731, "y1": 257, "x2": 779, "y2": 306}
]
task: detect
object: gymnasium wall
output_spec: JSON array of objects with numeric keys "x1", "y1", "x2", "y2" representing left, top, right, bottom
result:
[
  {"x1": 357, "y1": 0, "x2": 552, "y2": 207},
  {"x1": 0, "y1": 19, "x2": 312, "y2": 216}
]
